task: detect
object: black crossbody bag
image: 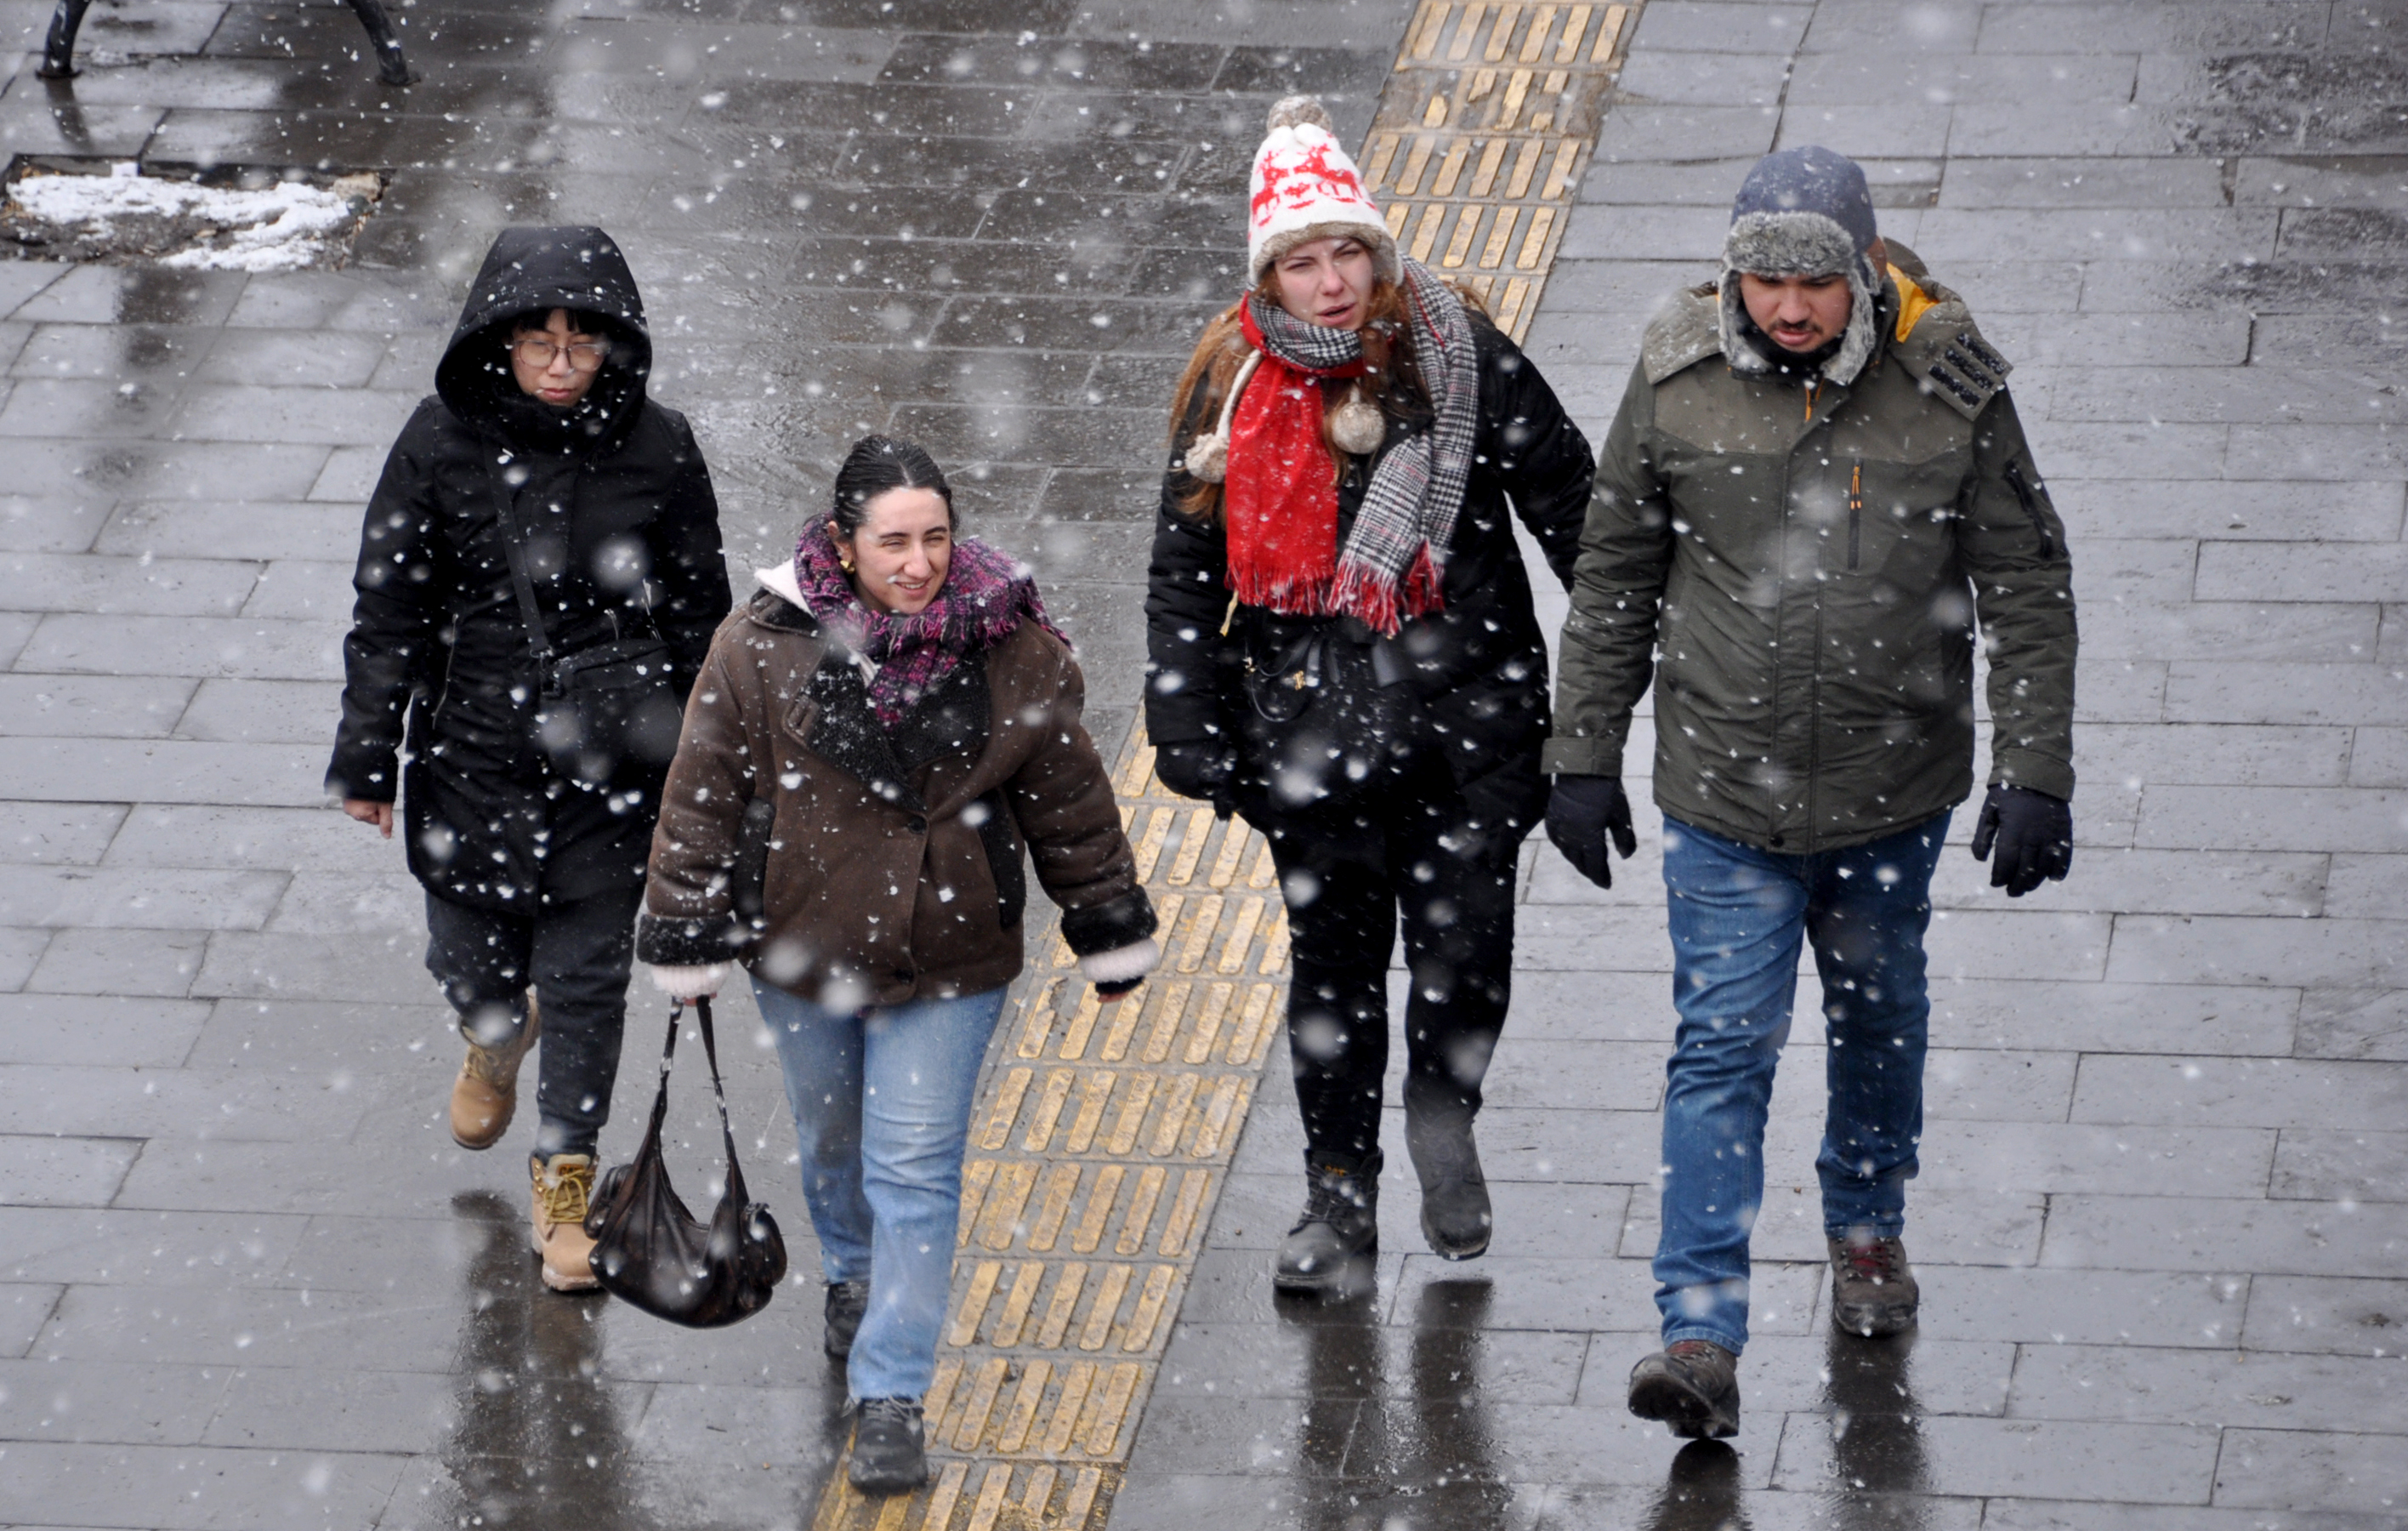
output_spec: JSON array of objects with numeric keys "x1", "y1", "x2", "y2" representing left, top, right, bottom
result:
[
  {"x1": 1235, "y1": 610, "x2": 1417, "y2": 811},
  {"x1": 486, "y1": 464, "x2": 683, "y2": 785}
]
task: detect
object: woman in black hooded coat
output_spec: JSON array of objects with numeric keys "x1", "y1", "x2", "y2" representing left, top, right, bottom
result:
[{"x1": 327, "y1": 226, "x2": 731, "y2": 1291}]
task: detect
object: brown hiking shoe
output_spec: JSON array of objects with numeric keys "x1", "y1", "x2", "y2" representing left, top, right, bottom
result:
[
  {"x1": 530, "y1": 1153, "x2": 601, "y2": 1292},
  {"x1": 449, "y1": 997, "x2": 540, "y2": 1150},
  {"x1": 1828, "y1": 1231, "x2": 1919, "y2": 1337},
  {"x1": 1628, "y1": 1340, "x2": 1741, "y2": 1439}
]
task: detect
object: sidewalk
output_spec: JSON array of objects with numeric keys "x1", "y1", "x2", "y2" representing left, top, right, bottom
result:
[{"x1": 1113, "y1": 1, "x2": 2408, "y2": 1526}]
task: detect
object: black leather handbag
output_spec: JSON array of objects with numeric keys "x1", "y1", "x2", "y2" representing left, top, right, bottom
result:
[
  {"x1": 583, "y1": 997, "x2": 787, "y2": 1327},
  {"x1": 486, "y1": 466, "x2": 684, "y2": 786}
]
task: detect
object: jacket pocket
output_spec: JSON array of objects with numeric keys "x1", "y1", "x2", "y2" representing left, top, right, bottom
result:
[
  {"x1": 2002, "y1": 459, "x2": 2057, "y2": 561},
  {"x1": 1847, "y1": 460, "x2": 1863, "y2": 572},
  {"x1": 968, "y1": 788, "x2": 1025, "y2": 931}
]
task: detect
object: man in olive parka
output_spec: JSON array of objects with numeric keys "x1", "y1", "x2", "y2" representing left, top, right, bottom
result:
[{"x1": 1542, "y1": 148, "x2": 2076, "y2": 1438}]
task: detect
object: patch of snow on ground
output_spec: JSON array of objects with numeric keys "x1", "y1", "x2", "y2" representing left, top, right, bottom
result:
[{"x1": 6, "y1": 162, "x2": 372, "y2": 271}]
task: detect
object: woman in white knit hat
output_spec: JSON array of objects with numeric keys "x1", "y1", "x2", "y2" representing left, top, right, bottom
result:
[{"x1": 1142, "y1": 96, "x2": 1594, "y2": 1291}]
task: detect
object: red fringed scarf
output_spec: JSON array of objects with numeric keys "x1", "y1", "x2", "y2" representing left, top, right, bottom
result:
[{"x1": 1222, "y1": 304, "x2": 1447, "y2": 635}]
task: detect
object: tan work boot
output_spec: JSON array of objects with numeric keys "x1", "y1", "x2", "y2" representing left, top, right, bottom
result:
[
  {"x1": 449, "y1": 996, "x2": 540, "y2": 1150},
  {"x1": 530, "y1": 1152, "x2": 601, "y2": 1293}
]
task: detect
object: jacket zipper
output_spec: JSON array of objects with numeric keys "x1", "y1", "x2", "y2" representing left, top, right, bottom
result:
[
  {"x1": 1847, "y1": 460, "x2": 1862, "y2": 571},
  {"x1": 2002, "y1": 460, "x2": 2057, "y2": 561}
]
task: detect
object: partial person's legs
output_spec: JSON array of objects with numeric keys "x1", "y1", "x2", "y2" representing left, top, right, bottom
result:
[
  {"x1": 1653, "y1": 817, "x2": 1812, "y2": 1357},
  {"x1": 845, "y1": 987, "x2": 1008, "y2": 1404},
  {"x1": 1265, "y1": 821, "x2": 1394, "y2": 1289},
  {"x1": 1273, "y1": 837, "x2": 1397, "y2": 1160},
  {"x1": 524, "y1": 885, "x2": 642, "y2": 1159},
  {"x1": 755, "y1": 976, "x2": 875, "y2": 1289},
  {"x1": 1807, "y1": 811, "x2": 1947, "y2": 1336},
  {"x1": 1389, "y1": 771, "x2": 1518, "y2": 1258},
  {"x1": 424, "y1": 892, "x2": 538, "y2": 1149}
]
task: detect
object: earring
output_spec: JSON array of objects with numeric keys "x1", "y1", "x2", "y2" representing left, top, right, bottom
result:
[{"x1": 840, "y1": 558, "x2": 855, "y2": 572}]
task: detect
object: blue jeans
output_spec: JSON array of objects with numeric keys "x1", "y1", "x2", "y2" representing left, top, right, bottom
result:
[
  {"x1": 753, "y1": 976, "x2": 1007, "y2": 1402},
  {"x1": 1654, "y1": 811, "x2": 1949, "y2": 1356}
]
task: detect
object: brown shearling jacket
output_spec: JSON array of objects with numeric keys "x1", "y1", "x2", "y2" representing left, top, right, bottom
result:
[{"x1": 636, "y1": 578, "x2": 1155, "y2": 1007}]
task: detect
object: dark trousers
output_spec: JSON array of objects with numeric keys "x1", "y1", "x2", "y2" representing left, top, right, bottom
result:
[
  {"x1": 424, "y1": 886, "x2": 642, "y2": 1158},
  {"x1": 1262, "y1": 760, "x2": 1519, "y2": 1162}
]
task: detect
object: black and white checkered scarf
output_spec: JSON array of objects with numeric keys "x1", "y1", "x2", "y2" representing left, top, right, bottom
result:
[{"x1": 1245, "y1": 258, "x2": 1479, "y2": 632}]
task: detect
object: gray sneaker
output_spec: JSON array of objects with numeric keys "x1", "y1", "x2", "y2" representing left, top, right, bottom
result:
[
  {"x1": 1828, "y1": 1231, "x2": 1919, "y2": 1337},
  {"x1": 1628, "y1": 1340, "x2": 1741, "y2": 1439}
]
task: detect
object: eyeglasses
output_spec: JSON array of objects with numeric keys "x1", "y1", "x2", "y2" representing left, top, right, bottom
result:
[{"x1": 512, "y1": 336, "x2": 611, "y2": 371}]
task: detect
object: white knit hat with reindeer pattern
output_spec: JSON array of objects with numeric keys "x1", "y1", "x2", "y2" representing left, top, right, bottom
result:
[{"x1": 1247, "y1": 96, "x2": 1399, "y2": 284}]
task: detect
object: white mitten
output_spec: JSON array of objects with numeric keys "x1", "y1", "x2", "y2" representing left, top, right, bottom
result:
[{"x1": 648, "y1": 962, "x2": 731, "y2": 1000}]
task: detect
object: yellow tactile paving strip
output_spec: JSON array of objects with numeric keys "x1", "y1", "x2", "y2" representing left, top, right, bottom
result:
[
  {"x1": 809, "y1": 725, "x2": 1286, "y2": 1531},
  {"x1": 808, "y1": 11, "x2": 1638, "y2": 1521},
  {"x1": 1367, "y1": 0, "x2": 1639, "y2": 341}
]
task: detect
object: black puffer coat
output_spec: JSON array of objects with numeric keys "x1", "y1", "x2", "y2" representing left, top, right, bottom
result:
[
  {"x1": 327, "y1": 227, "x2": 731, "y2": 911},
  {"x1": 1144, "y1": 310, "x2": 1593, "y2": 839}
]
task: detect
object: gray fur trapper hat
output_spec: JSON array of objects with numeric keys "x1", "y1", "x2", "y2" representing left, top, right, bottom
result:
[{"x1": 1719, "y1": 145, "x2": 1883, "y2": 385}]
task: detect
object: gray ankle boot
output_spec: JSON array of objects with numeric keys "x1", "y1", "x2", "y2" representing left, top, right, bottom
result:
[{"x1": 1404, "y1": 1096, "x2": 1491, "y2": 1260}]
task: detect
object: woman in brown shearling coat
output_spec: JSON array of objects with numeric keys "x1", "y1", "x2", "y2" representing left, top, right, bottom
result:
[{"x1": 637, "y1": 436, "x2": 1157, "y2": 1496}]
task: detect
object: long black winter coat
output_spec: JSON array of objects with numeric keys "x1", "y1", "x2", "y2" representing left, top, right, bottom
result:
[
  {"x1": 327, "y1": 227, "x2": 731, "y2": 912},
  {"x1": 1144, "y1": 310, "x2": 1593, "y2": 840}
]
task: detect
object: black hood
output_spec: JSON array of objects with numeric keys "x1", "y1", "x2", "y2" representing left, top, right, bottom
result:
[{"x1": 436, "y1": 226, "x2": 653, "y2": 455}]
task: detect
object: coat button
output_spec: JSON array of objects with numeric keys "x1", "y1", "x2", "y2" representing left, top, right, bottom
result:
[
  {"x1": 906, "y1": 815, "x2": 928, "y2": 834},
  {"x1": 1769, "y1": 834, "x2": 1786, "y2": 847}
]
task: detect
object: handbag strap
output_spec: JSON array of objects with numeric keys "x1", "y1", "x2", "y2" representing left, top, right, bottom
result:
[
  {"x1": 483, "y1": 460, "x2": 558, "y2": 674},
  {"x1": 662, "y1": 997, "x2": 751, "y2": 1205}
]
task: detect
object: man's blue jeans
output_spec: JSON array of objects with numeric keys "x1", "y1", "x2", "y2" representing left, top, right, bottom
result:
[
  {"x1": 1654, "y1": 811, "x2": 1949, "y2": 1356},
  {"x1": 753, "y1": 977, "x2": 1007, "y2": 1403}
]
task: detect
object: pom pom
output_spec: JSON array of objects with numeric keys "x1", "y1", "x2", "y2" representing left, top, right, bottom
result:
[
  {"x1": 1183, "y1": 432, "x2": 1230, "y2": 484},
  {"x1": 1265, "y1": 95, "x2": 1334, "y2": 135},
  {"x1": 1327, "y1": 388, "x2": 1384, "y2": 455}
]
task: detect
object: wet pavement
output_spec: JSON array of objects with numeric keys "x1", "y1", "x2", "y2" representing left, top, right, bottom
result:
[{"x1": 3, "y1": 0, "x2": 2406, "y2": 1527}]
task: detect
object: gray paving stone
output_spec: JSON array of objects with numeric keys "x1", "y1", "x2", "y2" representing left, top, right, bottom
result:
[
  {"x1": 1801, "y1": 0, "x2": 1979, "y2": 53},
  {"x1": 1922, "y1": 1266, "x2": 2252, "y2": 1349},
  {"x1": 101, "y1": 805, "x2": 391, "y2": 874},
  {"x1": 0, "y1": 1438, "x2": 408, "y2": 1528},
  {"x1": 0, "y1": 737, "x2": 325, "y2": 807},
  {"x1": 0, "y1": 867, "x2": 288, "y2": 931},
  {"x1": 2109, "y1": 913, "x2": 2407, "y2": 989},
  {"x1": 2296, "y1": 987, "x2": 2408, "y2": 1061},
  {"x1": 2136, "y1": 786, "x2": 2408, "y2": 853},
  {"x1": 1911, "y1": 1120, "x2": 2275, "y2": 1198},
  {"x1": 1776, "y1": 102, "x2": 1956, "y2": 159},
  {"x1": 1775, "y1": 1413, "x2": 2219, "y2": 1505},
  {"x1": 2230, "y1": 424, "x2": 2408, "y2": 482},
  {"x1": 2270, "y1": 1128, "x2": 2408, "y2": 1204},
  {"x1": 1928, "y1": 978, "x2": 2299, "y2": 1056},
  {"x1": 1986, "y1": 1499, "x2": 2408, "y2": 1530},
  {"x1": 0, "y1": 927, "x2": 48, "y2": 991},
  {"x1": 14, "y1": 613, "x2": 348, "y2": 680},
  {"x1": 23, "y1": 927, "x2": 206, "y2": 999},
  {"x1": 2198, "y1": 541, "x2": 2408, "y2": 604},
  {"x1": 2010, "y1": 1341, "x2": 2408, "y2": 1433},
  {"x1": 0, "y1": 995, "x2": 209, "y2": 1067},
  {"x1": 2052, "y1": 478, "x2": 2404, "y2": 543},
  {"x1": 0, "y1": 1357, "x2": 231, "y2": 1445},
  {"x1": 0, "y1": 1206, "x2": 310, "y2": 1287},
  {"x1": 2164, "y1": 663, "x2": 2408, "y2": 726},
  {"x1": 2216, "y1": 1429, "x2": 2408, "y2": 1515},
  {"x1": 0, "y1": 674, "x2": 193, "y2": 738},
  {"x1": 0, "y1": 497, "x2": 112, "y2": 555},
  {"x1": 0, "y1": 1135, "x2": 140, "y2": 1209},
  {"x1": 2323, "y1": 851, "x2": 2408, "y2": 915},
  {"x1": 2045, "y1": 1195, "x2": 2408, "y2": 1279},
  {"x1": 173, "y1": 679, "x2": 344, "y2": 745},
  {"x1": 0, "y1": 802, "x2": 127, "y2": 868},
  {"x1": 2242, "y1": 1274, "x2": 2408, "y2": 1357},
  {"x1": 1933, "y1": 846, "x2": 2322, "y2": 917},
  {"x1": 2071, "y1": 1055, "x2": 2408, "y2": 1130},
  {"x1": 0, "y1": 1281, "x2": 61, "y2": 1357},
  {"x1": 1615, "y1": 48, "x2": 1793, "y2": 105},
  {"x1": 1791, "y1": 52, "x2": 2139, "y2": 106},
  {"x1": 236, "y1": 561, "x2": 354, "y2": 621},
  {"x1": 94, "y1": 500, "x2": 372, "y2": 563},
  {"x1": 190, "y1": 931, "x2": 445, "y2": 1004},
  {"x1": 1593, "y1": 105, "x2": 1780, "y2": 162}
]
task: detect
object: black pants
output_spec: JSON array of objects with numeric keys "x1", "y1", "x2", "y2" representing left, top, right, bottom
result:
[
  {"x1": 1261, "y1": 759, "x2": 1519, "y2": 1162},
  {"x1": 424, "y1": 886, "x2": 642, "y2": 1158}
]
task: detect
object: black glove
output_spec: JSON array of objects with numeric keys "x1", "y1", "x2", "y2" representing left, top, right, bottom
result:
[
  {"x1": 1154, "y1": 740, "x2": 1235, "y2": 817},
  {"x1": 1970, "y1": 783, "x2": 2072, "y2": 896},
  {"x1": 1545, "y1": 774, "x2": 1638, "y2": 889}
]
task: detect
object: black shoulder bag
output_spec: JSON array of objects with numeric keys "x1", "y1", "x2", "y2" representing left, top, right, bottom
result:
[
  {"x1": 1234, "y1": 611, "x2": 1417, "y2": 812},
  {"x1": 584, "y1": 997, "x2": 787, "y2": 1327},
  {"x1": 486, "y1": 464, "x2": 684, "y2": 786}
]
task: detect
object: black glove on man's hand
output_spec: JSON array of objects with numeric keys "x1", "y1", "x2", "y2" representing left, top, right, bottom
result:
[
  {"x1": 1970, "y1": 783, "x2": 2073, "y2": 896},
  {"x1": 1153, "y1": 741, "x2": 1235, "y2": 815},
  {"x1": 1545, "y1": 774, "x2": 1638, "y2": 889}
]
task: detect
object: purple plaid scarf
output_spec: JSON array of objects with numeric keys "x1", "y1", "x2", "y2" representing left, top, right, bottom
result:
[{"x1": 791, "y1": 531, "x2": 1064, "y2": 727}]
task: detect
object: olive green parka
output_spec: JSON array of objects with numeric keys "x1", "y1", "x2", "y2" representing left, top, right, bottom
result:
[{"x1": 1544, "y1": 245, "x2": 2076, "y2": 853}]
